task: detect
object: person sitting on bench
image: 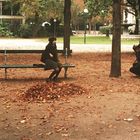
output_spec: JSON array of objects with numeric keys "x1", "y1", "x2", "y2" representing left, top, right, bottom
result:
[{"x1": 41, "y1": 37, "x2": 62, "y2": 81}]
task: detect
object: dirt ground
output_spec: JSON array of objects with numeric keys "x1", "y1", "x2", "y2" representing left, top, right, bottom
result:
[{"x1": 0, "y1": 52, "x2": 140, "y2": 140}]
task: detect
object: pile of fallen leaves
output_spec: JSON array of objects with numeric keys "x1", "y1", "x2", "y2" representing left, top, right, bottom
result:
[{"x1": 21, "y1": 82, "x2": 86, "y2": 102}]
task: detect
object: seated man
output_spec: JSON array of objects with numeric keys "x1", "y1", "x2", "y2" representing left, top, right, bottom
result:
[{"x1": 41, "y1": 37, "x2": 62, "y2": 81}]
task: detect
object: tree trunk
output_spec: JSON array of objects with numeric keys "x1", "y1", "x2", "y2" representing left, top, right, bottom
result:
[
  {"x1": 136, "y1": 0, "x2": 140, "y2": 35},
  {"x1": 135, "y1": 18, "x2": 139, "y2": 34},
  {"x1": 64, "y1": 0, "x2": 71, "y2": 55},
  {"x1": 110, "y1": 0, "x2": 121, "y2": 77},
  {"x1": 134, "y1": 10, "x2": 139, "y2": 34}
]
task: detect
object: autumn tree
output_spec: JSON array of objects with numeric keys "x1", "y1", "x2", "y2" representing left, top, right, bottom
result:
[
  {"x1": 71, "y1": 1, "x2": 81, "y2": 31},
  {"x1": 110, "y1": 0, "x2": 121, "y2": 77},
  {"x1": 13, "y1": 0, "x2": 63, "y2": 20},
  {"x1": 84, "y1": 0, "x2": 112, "y2": 33},
  {"x1": 13, "y1": 0, "x2": 64, "y2": 36}
]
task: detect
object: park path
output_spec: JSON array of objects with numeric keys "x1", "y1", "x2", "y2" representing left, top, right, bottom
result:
[{"x1": 0, "y1": 38, "x2": 134, "y2": 52}]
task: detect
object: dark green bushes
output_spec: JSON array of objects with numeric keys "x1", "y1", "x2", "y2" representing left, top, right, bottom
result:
[
  {"x1": 99, "y1": 25, "x2": 112, "y2": 36},
  {"x1": 0, "y1": 23, "x2": 13, "y2": 37}
]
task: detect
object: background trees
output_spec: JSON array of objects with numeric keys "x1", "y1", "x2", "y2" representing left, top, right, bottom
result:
[
  {"x1": 13, "y1": 0, "x2": 64, "y2": 37},
  {"x1": 3, "y1": 0, "x2": 81, "y2": 37},
  {"x1": 84, "y1": 0, "x2": 112, "y2": 33},
  {"x1": 1, "y1": 0, "x2": 140, "y2": 37},
  {"x1": 71, "y1": 1, "x2": 82, "y2": 31},
  {"x1": 84, "y1": 0, "x2": 140, "y2": 35}
]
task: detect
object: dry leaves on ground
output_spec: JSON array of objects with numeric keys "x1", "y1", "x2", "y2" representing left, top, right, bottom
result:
[{"x1": 20, "y1": 82, "x2": 86, "y2": 102}]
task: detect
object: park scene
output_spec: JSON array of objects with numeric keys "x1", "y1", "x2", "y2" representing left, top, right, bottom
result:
[{"x1": 0, "y1": 0, "x2": 140, "y2": 140}]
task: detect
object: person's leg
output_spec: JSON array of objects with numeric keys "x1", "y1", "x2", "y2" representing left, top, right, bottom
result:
[
  {"x1": 48, "y1": 68, "x2": 59, "y2": 80},
  {"x1": 52, "y1": 62, "x2": 62, "y2": 80},
  {"x1": 52, "y1": 67, "x2": 62, "y2": 80},
  {"x1": 130, "y1": 62, "x2": 140, "y2": 76},
  {"x1": 45, "y1": 60, "x2": 62, "y2": 81}
]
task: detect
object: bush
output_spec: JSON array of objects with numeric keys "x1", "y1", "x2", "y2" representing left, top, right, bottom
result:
[
  {"x1": 38, "y1": 24, "x2": 64, "y2": 37},
  {"x1": 0, "y1": 23, "x2": 13, "y2": 37},
  {"x1": 19, "y1": 24, "x2": 33, "y2": 38},
  {"x1": 99, "y1": 25, "x2": 112, "y2": 36}
]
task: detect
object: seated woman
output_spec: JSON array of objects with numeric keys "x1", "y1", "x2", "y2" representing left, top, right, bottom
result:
[{"x1": 41, "y1": 37, "x2": 62, "y2": 81}]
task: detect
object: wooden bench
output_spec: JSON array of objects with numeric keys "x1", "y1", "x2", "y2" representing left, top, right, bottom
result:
[{"x1": 0, "y1": 49, "x2": 75, "y2": 79}]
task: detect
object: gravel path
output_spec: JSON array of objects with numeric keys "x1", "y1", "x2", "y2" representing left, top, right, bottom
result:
[{"x1": 0, "y1": 38, "x2": 134, "y2": 52}]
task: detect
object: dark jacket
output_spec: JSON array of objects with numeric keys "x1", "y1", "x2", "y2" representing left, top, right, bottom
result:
[
  {"x1": 133, "y1": 44, "x2": 140, "y2": 62},
  {"x1": 41, "y1": 42, "x2": 59, "y2": 63}
]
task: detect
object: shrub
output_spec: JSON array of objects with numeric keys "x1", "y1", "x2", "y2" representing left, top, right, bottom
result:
[
  {"x1": 19, "y1": 24, "x2": 33, "y2": 38},
  {"x1": 99, "y1": 25, "x2": 113, "y2": 36},
  {"x1": 0, "y1": 23, "x2": 13, "y2": 37}
]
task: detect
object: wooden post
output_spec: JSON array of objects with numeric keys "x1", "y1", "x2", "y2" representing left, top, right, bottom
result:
[{"x1": 4, "y1": 49, "x2": 7, "y2": 79}]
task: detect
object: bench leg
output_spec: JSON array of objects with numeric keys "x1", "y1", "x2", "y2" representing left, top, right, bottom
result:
[
  {"x1": 5, "y1": 68, "x2": 7, "y2": 79},
  {"x1": 64, "y1": 67, "x2": 68, "y2": 78}
]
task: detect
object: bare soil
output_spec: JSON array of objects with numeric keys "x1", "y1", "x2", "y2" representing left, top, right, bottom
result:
[{"x1": 0, "y1": 52, "x2": 140, "y2": 140}]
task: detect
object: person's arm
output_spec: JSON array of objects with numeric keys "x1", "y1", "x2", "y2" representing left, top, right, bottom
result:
[{"x1": 51, "y1": 44, "x2": 59, "y2": 62}]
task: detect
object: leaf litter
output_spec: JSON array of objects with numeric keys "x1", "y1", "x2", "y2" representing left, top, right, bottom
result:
[{"x1": 20, "y1": 82, "x2": 86, "y2": 102}]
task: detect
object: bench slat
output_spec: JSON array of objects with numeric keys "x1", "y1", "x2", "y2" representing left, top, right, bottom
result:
[
  {"x1": 0, "y1": 63, "x2": 75, "y2": 68},
  {"x1": 0, "y1": 64, "x2": 42, "y2": 68},
  {"x1": 0, "y1": 49, "x2": 72, "y2": 54}
]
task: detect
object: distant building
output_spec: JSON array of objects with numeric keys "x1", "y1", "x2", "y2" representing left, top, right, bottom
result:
[
  {"x1": 122, "y1": 0, "x2": 136, "y2": 34},
  {"x1": 0, "y1": 0, "x2": 25, "y2": 24},
  {"x1": 123, "y1": 1, "x2": 135, "y2": 24}
]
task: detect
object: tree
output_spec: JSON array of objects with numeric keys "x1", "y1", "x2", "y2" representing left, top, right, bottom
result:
[
  {"x1": 14, "y1": 0, "x2": 64, "y2": 21},
  {"x1": 110, "y1": 0, "x2": 121, "y2": 77},
  {"x1": 64, "y1": 0, "x2": 71, "y2": 54},
  {"x1": 71, "y1": 1, "x2": 81, "y2": 31},
  {"x1": 13, "y1": 0, "x2": 64, "y2": 36},
  {"x1": 2, "y1": 0, "x2": 20, "y2": 15},
  {"x1": 84, "y1": 0, "x2": 112, "y2": 33}
]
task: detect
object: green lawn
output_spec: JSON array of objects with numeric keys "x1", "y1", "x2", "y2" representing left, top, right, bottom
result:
[{"x1": 38, "y1": 35, "x2": 140, "y2": 45}]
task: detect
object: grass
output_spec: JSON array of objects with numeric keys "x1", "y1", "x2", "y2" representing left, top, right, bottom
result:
[
  {"x1": 38, "y1": 35, "x2": 140, "y2": 45},
  {"x1": 70, "y1": 36, "x2": 111, "y2": 44}
]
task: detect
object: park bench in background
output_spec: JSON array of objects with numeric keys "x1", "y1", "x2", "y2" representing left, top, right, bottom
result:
[{"x1": 0, "y1": 49, "x2": 75, "y2": 79}]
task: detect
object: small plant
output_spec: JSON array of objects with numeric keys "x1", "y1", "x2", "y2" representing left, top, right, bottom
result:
[{"x1": 0, "y1": 23, "x2": 13, "y2": 37}]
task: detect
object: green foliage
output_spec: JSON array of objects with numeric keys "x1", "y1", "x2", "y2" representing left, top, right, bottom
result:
[
  {"x1": 19, "y1": 24, "x2": 33, "y2": 38},
  {"x1": 45, "y1": 0, "x2": 64, "y2": 21},
  {"x1": 71, "y1": 1, "x2": 82, "y2": 28},
  {"x1": 2, "y1": 0, "x2": 20, "y2": 15},
  {"x1": 0, "y1": 23, "x2": 13, "y2": 37},
  {"x1": 84, "y1": 0, "x2": 112, "y2": 18},
  {"x1": 99, "y1": 25, "x2": 112, "y2": 34},
  {"x1": 13, "y1": 0, "x2": 64, "y2": 22},
  {"x1": 12, "y1": 0, "x2": 64, "y2": 37}
]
